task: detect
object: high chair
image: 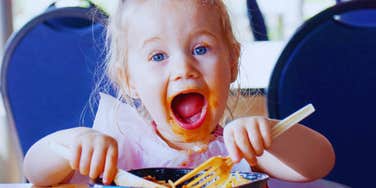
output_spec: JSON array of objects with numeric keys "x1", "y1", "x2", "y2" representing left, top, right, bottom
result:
[{"x1": 267, "y1": 1, "x2": 376, "y2": 187}]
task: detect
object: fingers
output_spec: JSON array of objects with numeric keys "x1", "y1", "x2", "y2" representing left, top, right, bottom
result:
[
  {"x1": 103, "y1": 143, "x2": 118, "y2": 185},
  {"x1": 68, "y1": 132, "x2": 118, "y2": 183},
  {"x1": 258, "y1": 118, "x2": 272, "y2": 149},
  {"x1": 79, "y1": 141, "x2": 93, "y2": 176},
  {"x1": 224, "y1": 117, "x2": 273, "y2": 167},
  {"x1": 89, "y1": 143, "x2": 107, "y2": 179},
  {"x1": 234, "y1": 126, "x2": 257, "y2": 166},
  {"x1": 246, "y1": 120, "x2": 264, "y2": 156},
  {"x1": 223, "y1": 127, "x2": 241, "y2": 163},
  {"x1": 70, "y1": 142, "x2": 81, "y2": 170}
]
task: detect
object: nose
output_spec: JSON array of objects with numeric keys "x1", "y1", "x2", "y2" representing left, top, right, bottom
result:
[{"x1": 170, "y1": 54, "x2": 200, "y2": 81}]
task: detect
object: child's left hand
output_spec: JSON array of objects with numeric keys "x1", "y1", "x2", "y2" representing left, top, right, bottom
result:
[{"x1": 223, "y1": 117, "x2": 273, "y2": 166}]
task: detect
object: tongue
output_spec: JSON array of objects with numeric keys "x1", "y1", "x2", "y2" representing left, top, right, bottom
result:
[{"x1": 172, "y1": 93, "x2": 204, "y2": 121}]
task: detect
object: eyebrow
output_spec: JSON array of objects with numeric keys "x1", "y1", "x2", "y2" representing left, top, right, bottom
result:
[
  {"x1": 141, "y1": 30, "x2": 218, "y2": 49},
  {"x1": 142, "y1": 36, "x2": 162, "y2": 49},
  {"x1": 189, "y1": 29, "x2": 218, "y2": 41}
]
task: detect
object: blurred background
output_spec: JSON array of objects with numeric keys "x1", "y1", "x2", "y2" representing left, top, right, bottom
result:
[{"x1": 1, "y1": 0, "x2": 335, "y2": 53}]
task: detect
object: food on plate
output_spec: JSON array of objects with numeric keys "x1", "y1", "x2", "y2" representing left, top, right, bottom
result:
[{"x1": 143, "y1": 172, "x2": 251, "y2": 188}]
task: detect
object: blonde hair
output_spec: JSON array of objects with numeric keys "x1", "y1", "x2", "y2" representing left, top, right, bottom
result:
[{"x1": 101, "y1": 0, "x2": 242, "y2": 122}]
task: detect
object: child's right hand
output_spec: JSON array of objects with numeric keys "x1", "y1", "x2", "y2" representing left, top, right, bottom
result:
[
  {"x1": 65, "y1": 128, "x2": 118, "y2": 184},
  {"x1": 223, "y1": 117, "x2": 273, "y2": 166}
]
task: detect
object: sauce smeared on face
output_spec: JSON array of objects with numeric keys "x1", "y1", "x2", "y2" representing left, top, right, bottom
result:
[{"x1": 165, "y1": 90, "x2": 220, "y2": 144}]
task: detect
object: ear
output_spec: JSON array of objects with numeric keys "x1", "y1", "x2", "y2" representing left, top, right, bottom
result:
[
  {"x1": 230, "y1": 43, "x2": 240, "y2": 82},
  {"x1": 117, "y1": 68, "x2": 139, "y2": 99}
]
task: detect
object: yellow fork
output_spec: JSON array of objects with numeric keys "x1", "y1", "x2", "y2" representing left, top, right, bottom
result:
[
  {"x1": 174, "y1": 104, "x2": 315, "y2": 188},
  {"x1": 174, "y1": 156, "x2": 233, "y2": 188}
]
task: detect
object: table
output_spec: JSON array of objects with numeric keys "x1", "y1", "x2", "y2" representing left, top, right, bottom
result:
[
  {"x1": 0, "y1": 178, "x2": 352, "y2": 188},
  {"x1": 0, "y1": 184, "x2": 87, "y2": 188},
  {"x1": 269, "y1": 178, "x2": 351, "y2": 188}
]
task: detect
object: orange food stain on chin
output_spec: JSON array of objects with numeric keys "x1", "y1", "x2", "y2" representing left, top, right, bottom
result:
[{"x1": 169, "y1": 117, "x2": 212, "y2": 142}]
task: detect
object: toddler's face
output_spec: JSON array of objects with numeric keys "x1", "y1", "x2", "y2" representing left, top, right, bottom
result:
[{"x1": 125, "y1": 1, "x2": 235, "y2": 147}]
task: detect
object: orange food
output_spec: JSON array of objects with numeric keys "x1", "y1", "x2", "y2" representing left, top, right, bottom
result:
[{"x1": 143, "y1": 172, "x2": 251, "y2": 188}]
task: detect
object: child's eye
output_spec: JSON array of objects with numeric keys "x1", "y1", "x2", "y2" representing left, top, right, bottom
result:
[
  {"x1": 192, "y1": 46, "x2": 208, "y2": 55},
  {"x1": 151, "y1": 53, "x2": 167, "y2": 62}
]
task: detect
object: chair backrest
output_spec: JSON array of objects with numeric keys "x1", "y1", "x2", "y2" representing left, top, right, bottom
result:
[
  {"x1": 0, "y1": 3, "x2": 108, "y2": 154},
  {"x1": 246, "y1": 0, "x2": 268, "y2": 41},
  {"x1": 267, "y1": 1, "x2": 376, "y2": 187}
]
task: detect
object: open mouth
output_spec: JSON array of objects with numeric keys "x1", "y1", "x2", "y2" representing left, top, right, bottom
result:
[{"x1": 170, "y1": 92, "x2": 207, "y2": 130}]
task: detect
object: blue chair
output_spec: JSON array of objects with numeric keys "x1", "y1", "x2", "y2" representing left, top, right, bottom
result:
[
  {"x1": 337, "y1": 0, "x2": 376, "y2": 27},
  {"x1": 246, "y1": 0, "x2": 268, "y2": 41},
  {"x1": 0, "y1": 2, "x2": 108, "y2": 155},
  {"x1": 267, "y1": 1, "x2": 376, "y2": 187}
]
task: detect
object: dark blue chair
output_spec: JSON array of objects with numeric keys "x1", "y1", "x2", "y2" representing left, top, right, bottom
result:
[
  {"x1": 267, "y1": 1, "x2": 376, "y2": 187},
  {"x1": 246, "y1": 0, "x2": 268, "y2": 41},
  {"x1": 0, "y1": 3, "x2": 108, "y2": 155}
]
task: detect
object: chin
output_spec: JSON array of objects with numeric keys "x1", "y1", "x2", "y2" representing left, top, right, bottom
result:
[{"x1": 168, "y1": 117, "x2": 215, "y2": 143}]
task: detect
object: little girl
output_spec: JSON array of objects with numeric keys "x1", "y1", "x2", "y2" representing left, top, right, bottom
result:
[{"x1": 23, "y1": 0, "x2": 335, "y2": 187}]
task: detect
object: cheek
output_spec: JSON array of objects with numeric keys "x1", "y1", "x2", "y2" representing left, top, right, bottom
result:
[
  {"x1": 127, "y1": 54, "x2": 171, "y2": 124},
  {"x1": 208, "y1": 84, "x2": 229, "y2": 118},
  {"x1": 203, "y1": 59, "x2": 232, "y2": 95},
  {"x1": 135, "y1": 76, "x2": 164, "y2": 103},
  {"x1": 201, "y1": 52, "x2": 232, "y2": 84},
  {"x1": 203, "y1": 59, "x2": 232, "y2": 120},
  {"x1": 129, "y1": 60, "x2": 166, "y2": 95},
  {"x1": 208, "y1": 62, "x2": 231, "y2": 107},
  {"x1": 136, "y1": 84, "x2": 169, "y2": 129},
  {"x1": 132, "y1": 68, "x2": 169, "y2": 121}
]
